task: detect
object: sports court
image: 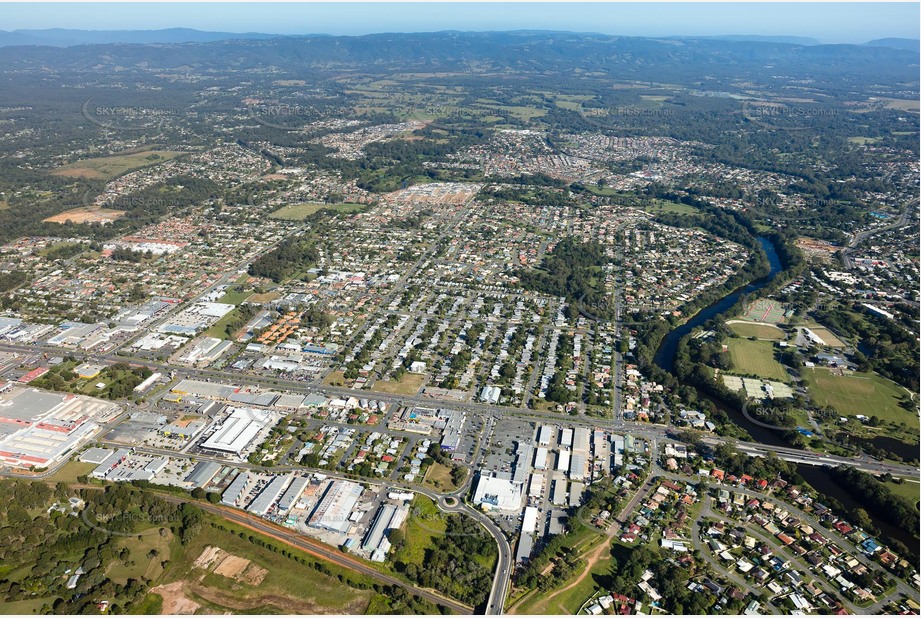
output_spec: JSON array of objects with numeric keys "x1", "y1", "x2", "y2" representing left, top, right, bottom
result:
[{"x1": 739, "y1": 298, "x2": 787, "y2": 324}]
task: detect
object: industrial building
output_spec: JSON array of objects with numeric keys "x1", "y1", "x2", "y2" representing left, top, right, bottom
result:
[
  {"x1": 516, "y1": 532, "x2": 534, "y2": 563},
  {"x1": 221, "y1": 472, "x2": 252, "y2": 507},
  {"x1": 537, "y1": 425, "x2": 552, "y2": 446},
  {"x1": 522, "y1": 506, "x2": 539, "y2": 534},
  {"x1": 200, "y1": 407, "x2": 273, "y2": 456},
  {"x1": 533, "y1": 447, "x2": 548, "y2": 470},
  {"x1": 184, "y1": 461, "x2": 222, "y2": 488},
  {"x1": 362, "y1": 503, "x2": 409, "y2": 561},
  {"x1": 569, "y1": 452, "x2": 588, "y2": 482},
  {"x1": 247, "y1": 475, "x2": 292, "y2": 516},
  {"x1": 560, "y1": 427, "x2": 573, "y2": 448},
  {"x1": 551, "y1": 479, "x2": 567, "y2": 505},
  {"x1": 309, "y1": 480, "x2": 363, "y2": 533},
  {"x1": 277, "y1": 475, "x2": 311, "y2": 511},
  {"x1": 528, "y1": 473, "x2": 544, "y2": 499},
  {"x1": 556, "y1": 449, "x2": 571, "y2": 472},
  {"x1": 512, "y1": 441, "x2": 533, "y2": 484}
]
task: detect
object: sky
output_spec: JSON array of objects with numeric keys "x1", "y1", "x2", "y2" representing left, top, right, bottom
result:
[{"x1": 0, "y1": 2, "x2": 918, "y2": 44}]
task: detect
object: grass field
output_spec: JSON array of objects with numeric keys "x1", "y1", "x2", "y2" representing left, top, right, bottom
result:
[
  {"x1": 422, "y1": 462, "x2": 458, "y2": 491},
  {"x1": 370, "y1": 373, "x2": 425, "y2": 395},
  {"x1": 51, "y1": 150, "x2": 186, "y2": 180},
  {"x1": 0, "y1": 597, "x2": 56, "y2": 614},
  {"x1": 726, "y1": 338, "x2": 789, "y2": 382},
  {"x1": 204, "y1": 307, "x2": 245, "y2": 340},
  {"x1": 108, "y1": 530, "x2": 174, "y2": 584},
  {"x1": 644, "y1": 200, "x2": 702, "y2": 216},
  {"x1": 882, "y1": 479, "x2": 920, "y2": 509},
  {"x1": 802, "y1": 368, "x2": 916, "y2": 428},
  {"x1": 269, "y1": 202, "x2": 366, "y2": 220},
  {"x1": 43, "y1": 460, "x2": 97, "y2": 483},
  {"x1": 323, "y1": 370, "x2": 348, "y2": 387},
  {"x1": 216, "y1": 289, "x2": 252, "y2": 305},
  {"x1": 158, "y1": 518, "x2": 373, "y2": 614},
  {"x1": 248, "y1": 291, "x2": 280, "y2": 304},
  {"x1": 394, "y1": 495, "x2": 445, "y2": 566},
  {"x1": 728, "y1": 321, "x2": 787, "y2": 340}
]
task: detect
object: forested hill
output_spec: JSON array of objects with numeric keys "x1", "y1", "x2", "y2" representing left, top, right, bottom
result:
[{"x1": 0, "y1": 31, "x2": 916, "y2": 85}]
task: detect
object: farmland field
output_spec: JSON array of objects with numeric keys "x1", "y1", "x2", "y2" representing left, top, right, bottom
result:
[
  {"x1": 802, "y1": 367, "x2": 916, "y2": 427},
  {"x1": 726, "y1": 338, "x2": 789, "y2": 382},
  {"x1": 269, "y1": 202, "x2": 367, "y2": 220}
]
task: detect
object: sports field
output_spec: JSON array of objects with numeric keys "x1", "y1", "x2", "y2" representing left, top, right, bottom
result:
[
  {"x1": 725, "y1": 339, "x2": 790, "y2": 382},
  {"x1": 269, "y1": 202, "x2": 366, "y2": 220},
  {"x1": 739, "y1": 298, "x2": 787, "y2": 324},
  {"x1": 727, "y1": 321, "x2": 786, "y2": 340},
  {"x1": 804, "y1": 325, "x2": 846, "y2": 347},
  {"x1": 726, "y1": 338, "x2": 789, "y2": 382},
  {"x1": 802, "y1": 367, "x2": 916, "y2": 428}
]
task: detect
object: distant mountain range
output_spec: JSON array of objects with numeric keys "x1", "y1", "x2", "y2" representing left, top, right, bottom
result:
[
  {"x1": 863, "y1": 38, "x2": 921, "y2": 52},
  {"x1": 0, "y1": 30, "x2": 915, "y2": 88},
  {"x1": 0, "y1": 27, "x2": 284, "y2": 47},
  {"x1": 0, "y1": 28, "x2": 916, "y2": 51}
]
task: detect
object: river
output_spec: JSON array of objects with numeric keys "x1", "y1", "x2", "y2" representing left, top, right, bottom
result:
[
  {"x1": 653, "y1": 236, "x2": 782, "y2": 373},
  {"x1": 652, "y1": 236, "x2": 919, "y2": 553}
]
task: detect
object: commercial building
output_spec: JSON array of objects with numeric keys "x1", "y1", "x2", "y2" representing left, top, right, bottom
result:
[
  {"x1": 473, "y1": 473, "x2": 523, "y2": 511},
  {"x1": 537, "y1": 425, "x2": 553, "y2": 446}
]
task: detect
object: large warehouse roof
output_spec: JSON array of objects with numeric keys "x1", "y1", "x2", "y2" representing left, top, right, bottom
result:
[{"x1": 201, "y1": 407, "x2": 272, "y2": 455}]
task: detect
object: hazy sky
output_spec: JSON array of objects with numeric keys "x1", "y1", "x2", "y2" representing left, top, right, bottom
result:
[{"x1": 0, "y1": 3, "x2": 918, "y2": 44}]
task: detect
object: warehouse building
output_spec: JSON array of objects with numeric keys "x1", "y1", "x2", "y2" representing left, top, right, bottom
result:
[
  {"x1": 185, "y1": 461, "x2": 222, "y2": 488},
  {"x1": 362, "y1": 503, "x2": 410, "y2": 560},
  {"x1": 221, "y1": 472, "x2": 252, "y2": 507},
  {"x1": 277, "y1": 475, "x2": 311, "y2": 512},
  {"x1": 512, "y1": 441, "x2": 533, "y2": 484},
  {"x1": 200, "y1": 407, "x2": 273, "y2": 456},
  {"x1": 533, "y1": 447, "x2": 548, "y2": 470},
  {"x1": 556, "y1": 449, "x2": 571, "y2": 472},
  {"x1": 537, "y1": 425, "x2": 553, "y2": 446},
  {"x1": 309, "y1": 480, "x2": 363, "y2": 533},
  {"x1": 247, "y1": 475, "x2": 292, "y2": 516}
]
